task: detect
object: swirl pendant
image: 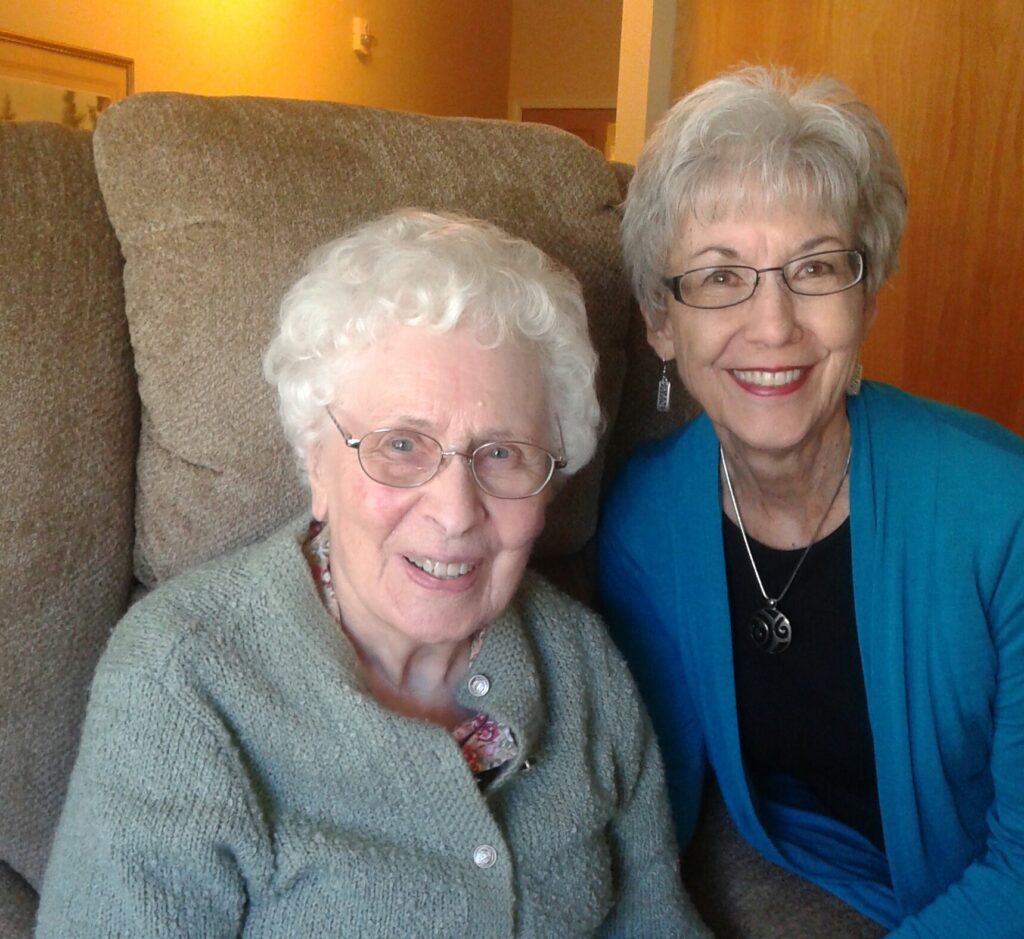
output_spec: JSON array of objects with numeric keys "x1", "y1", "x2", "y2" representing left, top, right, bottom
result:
[
  {"x1": 720, "y1": 446, "x2": 851, "y2": 655},
  {"x1": 750, "y1": 602, "x2": 792, "y2": 654}
]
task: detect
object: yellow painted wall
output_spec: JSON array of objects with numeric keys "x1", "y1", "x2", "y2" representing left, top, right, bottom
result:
[
  {"x1": 508, "y1": 0, "x2": 621, "y2": 116},
  {"x1": 0, "y1": 0, "x2": 512, "y2": 117}
]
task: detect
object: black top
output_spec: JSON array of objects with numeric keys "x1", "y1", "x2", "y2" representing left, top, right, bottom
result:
[{"x1": 722, "y1": 513, "x2": 885, "y2": 851}]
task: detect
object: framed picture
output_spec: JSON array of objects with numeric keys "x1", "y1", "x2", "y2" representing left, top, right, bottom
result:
[{"x1": 0, "y1": 30, "x2": 133, "y2": 130}]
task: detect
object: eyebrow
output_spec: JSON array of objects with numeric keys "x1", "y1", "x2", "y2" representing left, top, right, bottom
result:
[{"x1": 689, "y1": 234, "x2": 845, "y2": 264}]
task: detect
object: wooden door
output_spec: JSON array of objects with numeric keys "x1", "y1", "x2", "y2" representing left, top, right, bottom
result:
[{"x1": 671, "y1": 0, "x2": 1024, "y2": 435}]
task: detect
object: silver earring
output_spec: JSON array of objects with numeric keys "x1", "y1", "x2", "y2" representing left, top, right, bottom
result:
[
  {"x1": 846, "y1": 362, "x2": 863, "y2": 396},
  {"x1": 656, "y1": 360, "x2": 672, "y2": 412}
]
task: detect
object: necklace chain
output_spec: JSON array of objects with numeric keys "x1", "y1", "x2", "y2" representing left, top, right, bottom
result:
[{"x1": 720, "y1": 445, "x2": 851, "y2": 608}]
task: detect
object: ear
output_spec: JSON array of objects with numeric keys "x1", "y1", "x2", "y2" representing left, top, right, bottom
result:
[
  {"x1": 306, "y1": 442, "x2": 329, "y2": 522},
  {"x1": 644, "y1": 309, "x2": 677, "y2": 363}
]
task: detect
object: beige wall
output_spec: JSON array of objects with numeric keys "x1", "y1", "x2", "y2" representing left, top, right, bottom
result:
[
  {"x1": 508, "y1": 0, "x2": 621, "y2": 117},
  {"x1": 614, "y1": 0, "x2": 674, "y2": 163},
  {"x1": 0, "y1": 0, "x2": 512, "y2": 117}
]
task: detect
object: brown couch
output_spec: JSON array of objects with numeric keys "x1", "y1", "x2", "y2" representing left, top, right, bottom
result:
[{"x1": 0, "y1": 95, "x2": 884, "y2": 938}]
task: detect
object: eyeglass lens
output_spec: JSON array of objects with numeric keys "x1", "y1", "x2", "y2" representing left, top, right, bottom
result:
[
  {"x1": 675, "y1": 250, "x2": 863, "y2": 308},
  {"x1": 356, "y1": 429, "x2": 555, "y2": 498}
]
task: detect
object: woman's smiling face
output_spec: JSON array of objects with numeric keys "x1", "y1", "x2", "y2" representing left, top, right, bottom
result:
[
  {"x1": 648, "y1": 202, "x2": 876, "y2": 461},
  {"x1": 307, "y1": 323, "x2": 554, "y2": 656}
]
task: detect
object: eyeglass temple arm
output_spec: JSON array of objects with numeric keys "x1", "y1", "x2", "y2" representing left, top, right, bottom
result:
[
  {"x1": 326, "y1": 408, "x2": 361, "y2": 447},
  {"x1": 553, "y1": 418, "x2": 567, "y2": 468}
]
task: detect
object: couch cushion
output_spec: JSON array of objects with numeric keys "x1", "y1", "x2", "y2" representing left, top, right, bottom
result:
[
  {"x1": 92, "y1": 93, "x2": 631, "y2": 586},
  {"x1": 0, "y1": 863, "x2": 37, "y2": 939},
  {"x1": 0, "y1": 122, "x2": 137, "y2": 891},
  {"x1": 683, "y1": 780, "x2": 887, "y2": 938}
]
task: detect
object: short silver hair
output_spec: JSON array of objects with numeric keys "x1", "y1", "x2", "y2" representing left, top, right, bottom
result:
[
  {"x1": 264, "y1": 209, "x2": 601, "y2": 478},
  {"x1": 622, "y1": 65, "x2": 908, "y2": 327}
]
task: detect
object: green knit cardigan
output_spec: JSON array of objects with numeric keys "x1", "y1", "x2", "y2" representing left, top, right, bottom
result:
[{"x1": 38, "y1": 518, "x2": 708, "y2": 937}]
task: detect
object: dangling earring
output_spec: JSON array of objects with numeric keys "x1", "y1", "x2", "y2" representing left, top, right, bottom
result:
[
  {"x1": 846, "y1": 362, "x2": 863, "y2": 396},
  {"x1": 656, "y1": 359, "x2": 672, "y2": 412}
]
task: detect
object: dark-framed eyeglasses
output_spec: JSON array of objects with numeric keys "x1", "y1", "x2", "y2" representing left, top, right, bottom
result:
[
  {"x1": 326, "y1": 410, "x2": 566, "y2": 499},
  {"x1": 662, "y1": 249, "x2": 866, "y2": 310}
]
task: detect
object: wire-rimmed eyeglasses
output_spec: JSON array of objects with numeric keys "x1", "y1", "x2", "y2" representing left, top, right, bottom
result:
[
  {"x1": 326, "y1": 410, "x2": 566, "y2": 499},
  {"x1": 662, "y1": 249, "x2": 866, "y2": 310}
]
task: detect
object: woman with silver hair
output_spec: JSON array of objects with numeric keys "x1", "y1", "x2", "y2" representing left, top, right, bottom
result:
[
  {"x1": 39, "y1": 210, "x2": 707, "y2": 936},
  {"x1": 598, "y1": 66, "x2": 1024, "y2": 935}
]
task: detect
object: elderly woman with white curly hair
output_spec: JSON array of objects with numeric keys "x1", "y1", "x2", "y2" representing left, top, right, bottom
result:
[
  {"x1": 597, "y1": 67, "x2": 1024, "y2": 936},
  {"x1": 38, "y1": 210, "x2": 707, "y2": 937}
]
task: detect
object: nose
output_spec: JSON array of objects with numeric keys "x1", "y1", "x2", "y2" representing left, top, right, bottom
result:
[
  {"x1": 743, "y1": 271, "x2": 802, "y2": 347},
  {"x1": 421, "y1": 452, "x2": 486, "y2": 535}
]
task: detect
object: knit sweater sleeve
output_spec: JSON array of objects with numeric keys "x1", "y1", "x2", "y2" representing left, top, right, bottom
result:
[
  {"x1": 596, "y1": 637, "x2": 712, "y2": 938},
  {"x1": 36, "y1": 614, "x2": 271, "y2": 937}
]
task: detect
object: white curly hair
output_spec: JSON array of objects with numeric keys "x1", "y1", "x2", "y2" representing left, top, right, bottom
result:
[{"x1": 264, "y1": 209, "x2": 601, "y2": 480}]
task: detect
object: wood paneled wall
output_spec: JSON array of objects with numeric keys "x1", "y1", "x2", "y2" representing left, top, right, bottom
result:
[{"x1": 672, "y1": 0, "x2": 1024, "y2": 435}]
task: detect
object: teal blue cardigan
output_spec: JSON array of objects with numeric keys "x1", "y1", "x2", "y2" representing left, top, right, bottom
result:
[{"x1": 597, "y1": 382, "x2": 1024, "y2": 936}]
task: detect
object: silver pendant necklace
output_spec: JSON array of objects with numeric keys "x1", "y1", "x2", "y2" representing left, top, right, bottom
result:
[{"x1": 720, "y1": 445, "x2": 851, "y2": 654}]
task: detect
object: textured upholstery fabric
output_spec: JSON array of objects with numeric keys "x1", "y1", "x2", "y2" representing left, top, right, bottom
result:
[
  {"x1": 683, "y1": 781, "x2": 886, "y2": 939},
  {"x1": 0, "y1": 864, "x2": 37, "y2": 937},
  {"x1": 0, "y1": 122, "x2": 137, "y2": 891},
  {"x1": 92, "y1": 93, "x2": 631, "y2": 587}
]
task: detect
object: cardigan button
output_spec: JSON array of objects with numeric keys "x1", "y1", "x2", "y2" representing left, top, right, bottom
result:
[
  {"x1": 473, "y1": 844, "x2": 497, "y2": 869},
  {"x1": 467, "y1": 674, "x2": 490, "y2": 697}
]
